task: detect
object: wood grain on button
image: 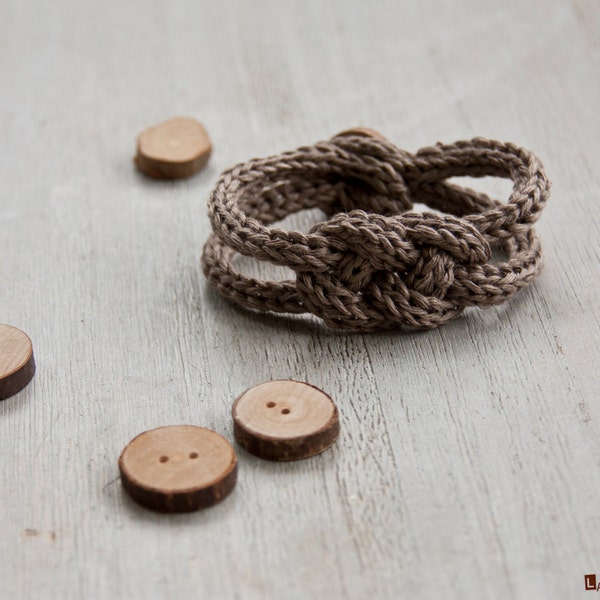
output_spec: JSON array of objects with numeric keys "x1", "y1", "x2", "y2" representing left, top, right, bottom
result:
[
  {"x1": 232, "y1": 380, "x2": 340, "y2": 461},
  {"x1": 118, "y1": 425, "x2": 237, "y2": 513},
  {"x1": 0, "y1": 324, "x2": 35, "y2": 401},
  {"x1": 135, "y1": 116, "x2": 212, "y2": 179}
]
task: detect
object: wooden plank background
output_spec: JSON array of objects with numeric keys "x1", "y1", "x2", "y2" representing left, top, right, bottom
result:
[{"x1": 1, "y1": 1, "x2": 598, "y2": 598}]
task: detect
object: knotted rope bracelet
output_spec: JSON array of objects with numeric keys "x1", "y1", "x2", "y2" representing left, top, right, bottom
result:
[{"x1": 201, "y1": 129, "x2": 550, "y2": 332}]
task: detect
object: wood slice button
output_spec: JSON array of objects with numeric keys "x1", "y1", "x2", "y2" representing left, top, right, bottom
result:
[
  {"x1": 118, "y1": 426, "x2": 237, "y2": 513},
  {"x1": 232, "y1": 380, "x2": 340, "y2": 461},
  {"x1": 135, "y1": 117, "x2": 212, "y2": 179},
  {"x1": 334, "y1": 126, "x2": 388, "y2": 141},
  {"x1": 0, "y1": 324, "x2": 35, "y2": 401}
]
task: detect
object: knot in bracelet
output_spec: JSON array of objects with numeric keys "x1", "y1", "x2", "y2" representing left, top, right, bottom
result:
[{"x1": 202, "y1": 130, "x2": 550, "y2": 332}]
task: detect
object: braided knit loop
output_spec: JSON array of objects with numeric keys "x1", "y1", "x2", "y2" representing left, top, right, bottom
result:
[{"x1": 202, "y1": 131, "x2": 550, "y2": 332}]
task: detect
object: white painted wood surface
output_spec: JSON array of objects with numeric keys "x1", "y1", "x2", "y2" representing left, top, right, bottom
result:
[{"x1": 1, "y1": 1, "x2": 598, "y2": 598}]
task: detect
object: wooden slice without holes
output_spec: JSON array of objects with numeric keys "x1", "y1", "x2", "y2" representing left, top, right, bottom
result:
[
  {"x1": 0, "y1": 324, "x2": 35, "y2": 401},
  {"x1": 232, "y1": 380, "x2": 340, "y2": 461},
  {"x1": 118, "y1": 425, "x2": 237, "y2": 513},
  {"x1": 135, "y1": 117, "x2": 212, "y2": 179},
  {"x1": 334, "y1": 126, "x2": 388, "y2": 141}
]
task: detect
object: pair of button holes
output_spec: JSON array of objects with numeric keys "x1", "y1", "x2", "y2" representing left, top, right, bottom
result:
[
  {"x1": 159, "y1": 452, "x2": 198, "y2": 463},
  {"x1": 266, "y1": 401, "x2": 290, "y2": 415}
]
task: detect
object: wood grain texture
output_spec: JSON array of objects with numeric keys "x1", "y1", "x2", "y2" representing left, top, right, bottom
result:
[
  {"x1": 0, "y1": 0, "x2": 598, "y2": 598},
  {"x1": 135, "y1": 117, "x2": 212, "y2": 179}
]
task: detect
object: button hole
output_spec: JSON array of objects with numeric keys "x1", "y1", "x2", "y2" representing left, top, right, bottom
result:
[
  {"x1": 189, "y1": 452, "x2": 199, "y2": 459},
  {"x1": 266, "y1": 401, "x2": 276, "y2": 408},
  {"x1": 281, "y1": 408, "x2": 291, "y2": 415},
  {"x1": 159, "y1": 456, "x2": 169, "y2": 463}
]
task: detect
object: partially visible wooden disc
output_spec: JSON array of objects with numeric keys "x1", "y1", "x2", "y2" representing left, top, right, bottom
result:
[
  {"x1": 135, "y1": 117, "x2": 212, "y2": 179},
  {"x1": 118, "y1": 426, "x2": 237, "y2": 513},
  {"x1": 0, "y1": 324, "x2": 35, "y2": 401},
  {"x1": 334, "y1": 126, "x2": 388, "y2": 141},
  {"x1": 232, "y1": 380, "x2": 340, "y2": 461}
]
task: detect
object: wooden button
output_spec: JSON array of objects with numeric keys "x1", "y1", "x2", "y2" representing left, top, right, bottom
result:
[
  {"x1": 134, "y1": 117, "x2": 212, "y2": 179},
  {"x1": 118, "y1": 426, "x2": 237, "y2": 513},
  {"x1": 232, "y1": 380, "x2": 340, "y2": 461},
  {"x1": 334, "y1": 126, "x2": 388, "y2": 141},
  {"x1": 0, "y1": 324, "x2": 35, "y2": 401}
]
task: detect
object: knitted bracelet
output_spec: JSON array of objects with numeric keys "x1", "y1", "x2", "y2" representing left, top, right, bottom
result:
[{"x1": 202, "y1": 129, "x2": 550, "y2": 332}]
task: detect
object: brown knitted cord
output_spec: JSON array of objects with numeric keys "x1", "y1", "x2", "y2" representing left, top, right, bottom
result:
[{"x1": 202, "y1": 131, "x2": 550, "y2": 332}]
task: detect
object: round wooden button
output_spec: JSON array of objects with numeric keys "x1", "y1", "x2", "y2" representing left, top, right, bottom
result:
[
  {"x1": 134, "y1": 116, "x2": 212, "y2": 179},
  {"x1": 0, "y1": 323, "x2": 35, "y2": 401},
  {"x1": 118, "y1": 426, "x2": 237, "y2": 513},
  {"x1": 232, "y1": 380, "x2": 340, "y2": 461},
  {"x1": 334, "y1": 126, "x2": 388, "y2": 141}
]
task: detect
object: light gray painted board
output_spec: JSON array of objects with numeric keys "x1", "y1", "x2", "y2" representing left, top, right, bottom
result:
[{"x1": 0, "y1": 0, "x2": 598, "y2": 598}]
